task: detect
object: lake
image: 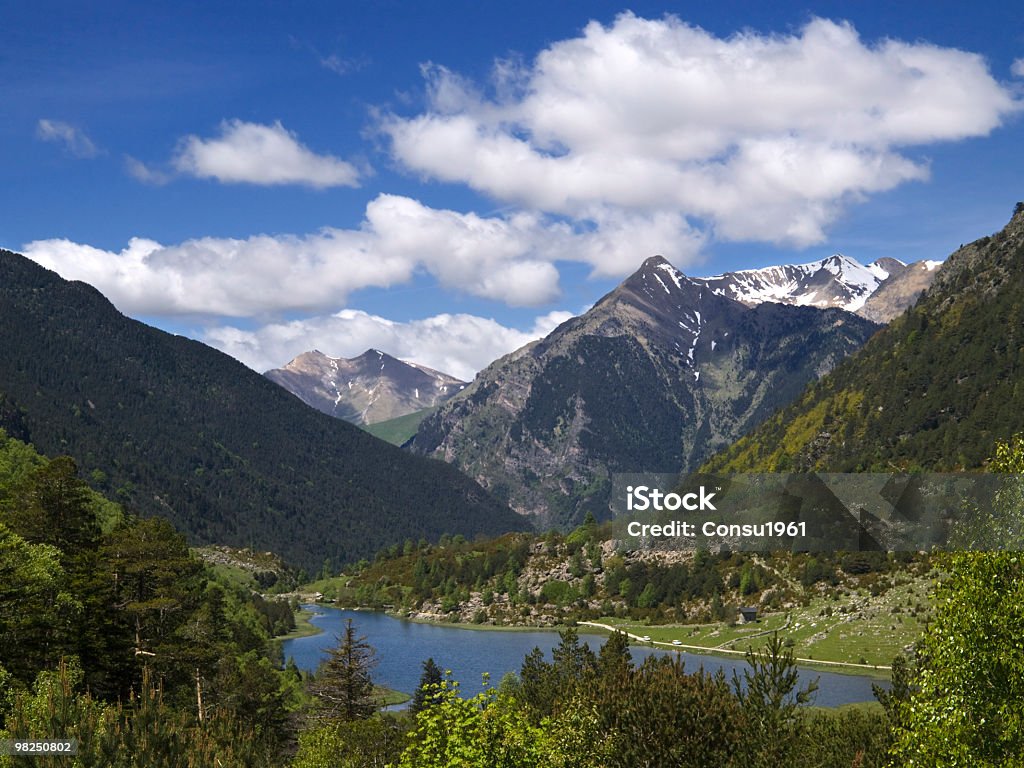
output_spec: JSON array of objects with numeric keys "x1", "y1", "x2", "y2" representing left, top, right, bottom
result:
[{"x1": 282, "y1": 605, "x2": 888, "y2": 708}]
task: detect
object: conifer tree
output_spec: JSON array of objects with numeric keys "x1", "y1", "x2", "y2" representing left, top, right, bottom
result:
[
  {"x1": 410, "y1": 657, "x2": 444, "y2": 714},
  {"x1": 309, "y1": 619, "x2": 378, "y2": 722}
]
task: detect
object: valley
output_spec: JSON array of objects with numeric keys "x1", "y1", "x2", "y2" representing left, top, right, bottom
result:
[
  {"x1": 4, "y1": 206, "x2": 1023, "y2": 766},
  {"x1": 4, "y1": 4, "x2": 1023, "y2": 764},
  {"x1": 293, "y1": 519, "x2": 935, "y2": 672}
]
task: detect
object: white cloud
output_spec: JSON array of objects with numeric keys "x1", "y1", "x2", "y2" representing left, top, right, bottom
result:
[
  {"x1": 382, "y1": 14, "x2": 1021, "y2": 247},
  {"x1": 23, "y1": 192, "x2": 709, "y2": 317},
  {"x1": 30, "y1": 194, "x2": 704, "y2": 317},
  {"x1": 320, "y1": 53, "x2": 362, "y2": 76},
  {"x1": 172, "y1": 119, "x2": 362, "y2": 188},
  {"x1": 124, "y1": 155, "x2": 171, "y2": 185},
  {"x1": 36, "y1": 119, "x2": 99, "y2": 158},
  {"x1": 1013, "y1": 58, "x2": 1024, "y2": 78},
  {"x1": 203, "y1": 308, "x2": 576, "y2": 378},
  {"x1": 289, "y1": 36, "x2": 366, "y2": 76}
]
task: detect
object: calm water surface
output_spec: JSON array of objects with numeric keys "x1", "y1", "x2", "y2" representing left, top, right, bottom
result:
[{"x1": 282, "y1": 605, "x2": 887, "y2": 708}]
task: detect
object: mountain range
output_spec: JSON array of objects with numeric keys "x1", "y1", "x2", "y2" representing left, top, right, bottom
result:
[
  {"x1": 0, "y1": 250, "x2": 526, "y2": 572},
  {"x1": 265, "y1": 348, "x2": 466, "y2": 425},
  {"x1": 0, "y1": 221, "x2": 969, "y2": 565},
  {"x1": 410, "y1": 255, "x2": 881, "y2": 528},
  {"x1": 266, "y1": 253, "x2": 935, "y2": 448},
  {"x1": 700, "y1": 253, "x2": 939, "y2": 321},
  {"x1": 705, "y1": 203, "x2": 1024, "y2": 473}
]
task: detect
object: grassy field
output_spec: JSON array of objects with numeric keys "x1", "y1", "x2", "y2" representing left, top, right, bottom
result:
[
  {"x1": 375, "y1": 686, "x2": 411, "y2": 707},
  {"x1": 587, "y1": 576, "x2": 931, "y2": 675},
  {"x1": 362, "y1": 407, "x2": 436, "y2": 446}
]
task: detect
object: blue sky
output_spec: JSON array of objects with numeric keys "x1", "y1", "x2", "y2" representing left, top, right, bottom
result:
[{"x1": 2, "y1": 1, "x2": 1021, "y2": 377}]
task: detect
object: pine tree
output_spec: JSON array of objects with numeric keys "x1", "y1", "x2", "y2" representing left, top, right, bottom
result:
[
  {"x1": 309, "y1": 619, "x2": 378, "y2": 721},
  {"x1": 732, "y1": 633, "x2": 818, "y2": 768},
  {"x1": 410, "y1": 657, "x2": 444, "y2": 714}
]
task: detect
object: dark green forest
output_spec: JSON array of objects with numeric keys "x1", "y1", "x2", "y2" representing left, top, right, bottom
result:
[{"x1": 0, "y1": 250, "x2": 527, "y2": 573}]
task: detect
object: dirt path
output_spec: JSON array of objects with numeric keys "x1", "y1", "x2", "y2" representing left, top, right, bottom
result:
[{"x1": 577, "y1": 620, "x2": 891, "y2": 672}]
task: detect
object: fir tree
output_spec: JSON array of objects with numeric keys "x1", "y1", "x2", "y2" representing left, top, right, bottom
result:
[
  {"x1": 410, "y1": 657, "x2": 444, "y2": 714},
  {"x1": 309, "y1": 619, "x2": 378, "y2": 722}
]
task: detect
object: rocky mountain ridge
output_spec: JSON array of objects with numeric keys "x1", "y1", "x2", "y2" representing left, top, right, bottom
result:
[
  {"x1": 266, "y1": 348, "x2": 465, "y2": 425},
  {"x1": 700, "y1": 253, "x2": 939, "y2": 322},
  {"x1": 411, "y1": 255, "x2": 880, "y2": 528}
]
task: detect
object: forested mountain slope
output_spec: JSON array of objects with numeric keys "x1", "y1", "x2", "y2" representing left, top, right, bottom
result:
[
  {"x1": 0, "y1": 251, "x2": 526, "y2": 571},
  {"x1": 705, "y1": 204, "x2": 1024, "y2": 473}
]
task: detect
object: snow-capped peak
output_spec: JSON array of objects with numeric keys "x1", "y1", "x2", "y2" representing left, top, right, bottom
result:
[{"x1": 700, "y1": 253, "x2": 891, "y2": 313}]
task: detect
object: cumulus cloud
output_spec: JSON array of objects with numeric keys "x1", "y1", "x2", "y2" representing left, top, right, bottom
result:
[
  {"x1": 36, "y1": 119, "x2": 99, "y2": 158},
  {"x1": 203, "y1": 308, "x2": 576, "y2": 378},
  {"x1": 31, "y1": 194, "x2": 698, "y2": 316},
  {"x1": 22, "y1": 192, "x2": 709, "y2": 316},
  {"x1": 1013, "y1": 58, "x2": 1024, "y2": 78},
  {"x1": 382, "y1": 14, "x2": 1021, "y2": 247},
  {"x1": 172, "y1": 119, "x2": 362, "y2": 188}
]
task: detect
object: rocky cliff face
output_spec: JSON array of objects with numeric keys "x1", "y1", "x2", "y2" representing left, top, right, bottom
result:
[
  {"x1": 266, "y1": 349, "x2": 466, "y2": 425},
  {"x1": 857, "y1": 259, "x2": 943, "y2": 324},
  {"x1": 411, "y1": 256, "x2": 879, "y2": 528}
]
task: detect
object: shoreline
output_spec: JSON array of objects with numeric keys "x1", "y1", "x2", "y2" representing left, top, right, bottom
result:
[
  {"x1": 577, "y1": 620, "x2": 892, "y2": 680},
  {"x1": 308, "y1": 604, "x2": 891, "y2": 681},
  {"x1": 275, "y1": 606, "x2": 324, "y2": 641}
]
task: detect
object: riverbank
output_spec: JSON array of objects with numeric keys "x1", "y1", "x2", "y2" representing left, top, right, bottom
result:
[
  {"x1": 577, "y1": 620, "x2": 892, "y2": 680},
  {"x1": 375, "y1": 686, "x2": 411, "y2": 707}
]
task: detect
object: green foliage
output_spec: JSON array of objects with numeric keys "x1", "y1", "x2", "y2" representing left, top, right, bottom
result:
[
  {"x1": 732, "y1": 633, "x2": 819, "y2": 768},
  {"x1": 395, "y1": 679, "x2": 545, "y2": 768},
  {"x1": 889, "y1": 551, "x2": 1024, "y2": 765},
  {"x1": 793, "y1": 705, "x2": 892, "y2": 768},
  {"x1": 0, "y1": 661, "x2": 274, "y2": 768},
  {"x1": 291, "y1": 715, "x2": 408, "y2": 768},
  {"x1": 600, "y1": 656, "x2": 744, "y2": 768},
  {"x1": 539, "y1": 579, "x2": 576, "y2": 605},
  {"x1": 411, "y1": 657, "x2": 444, "y2": 715},
  {"x1": 0, "y1": 659, "x2": 106, "y2": 768},
  {"x1": 394, "y1": 623, "x2": 885, "y2": 768},
  {"x1": 888, "y1": 435, "x2": 1024, "y2": 766},
  {"x1": 0, "y1": 523, "x2": 69, "y2": 684},
  {"x1": 0, "y1": 432, "x2": 300, "y2": 760},
  {"x1": 518, "y1": 629, "x2": 596, "y2": 722}
]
